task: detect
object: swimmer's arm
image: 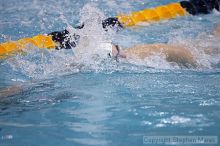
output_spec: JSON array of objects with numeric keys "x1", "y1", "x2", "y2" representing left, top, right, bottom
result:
[
  {"x1": 0, "y1": 85, "x2": 23, "y2": 99},
  {"x1": 123, "y1": 44, "x2": 197, "y2": 67}
]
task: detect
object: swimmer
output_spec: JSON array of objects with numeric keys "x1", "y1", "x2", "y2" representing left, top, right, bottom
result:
[
  {"x1": 51, "y1": 21, "x2": 220, "y2": 68},
  {"x1": 49, "y1": 22, "x2": 220, "y2": 69}
]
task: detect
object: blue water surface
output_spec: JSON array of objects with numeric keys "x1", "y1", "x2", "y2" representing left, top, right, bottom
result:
[{"x1": 1, "y1": 0, "x2": 220, "y2": 146}]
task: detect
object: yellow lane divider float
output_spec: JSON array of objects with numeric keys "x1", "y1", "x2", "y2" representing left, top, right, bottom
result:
[
  {"x1": 117, "y1": 3, "x2": 187, "y2": 27},
  {"x1": 0, "y1": 35, "x2": 58, "y2": 60}
]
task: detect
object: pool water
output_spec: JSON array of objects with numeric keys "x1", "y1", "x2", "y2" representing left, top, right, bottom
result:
[{"x1": 0, "y1": 0, "x2": 220, "y2": 146}]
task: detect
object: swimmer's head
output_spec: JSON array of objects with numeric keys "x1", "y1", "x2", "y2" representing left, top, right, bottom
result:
[{"x1": 96, "y1": 43, "x2": 126, "y2": 61}]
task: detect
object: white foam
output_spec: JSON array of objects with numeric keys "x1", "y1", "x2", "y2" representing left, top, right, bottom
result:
[{"x1": 161, "y1": 116, "x2": 191, "y2": 124}]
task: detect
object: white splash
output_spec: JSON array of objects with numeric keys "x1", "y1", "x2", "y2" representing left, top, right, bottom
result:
[
  {"x1": 6, "y1": 4, "x2": 116, "y2": 79},
  {"x1": 73, "y1": 4, "x2": 114, "y2": 66},
  {"x1": 161, "y1": 116, "x2": 191, "y2": 125}
]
